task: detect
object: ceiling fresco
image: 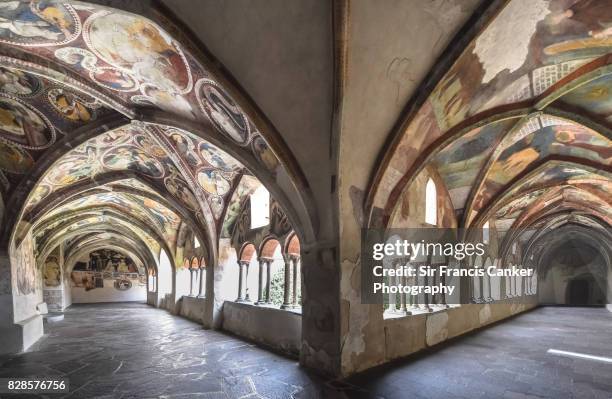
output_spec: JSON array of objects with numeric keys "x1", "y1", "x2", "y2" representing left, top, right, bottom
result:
[
  {"x1": 0, "y1": 0, "x2": 301, "y2": 277},
  {"x1": 158, "y1": 126, "x2": 246, "y2": 220},
  {"x1": 0, "y1": 0, "x2": 282, "y2": 183},
  {"x1": 42, "y1": 191, "x2": 180, "y2": 239},
  {"x1": 471, "y1": 120, "x2": 611, "y2": 216},
  {"x1": 22, "y1": 124, "x2": 200, "y2": 228},
  {"x1": 432, "y1": 118, "x2": 517, "y2": 212},
  {"x1": 0, "y1": 64, "x2": 116, "y2": 192},
  {"x1": 221, "y1": 175, "x2": 261, "y2": 238},
  {"x1": 370, "y1": 0, "x2": 612, "y2": 237}
]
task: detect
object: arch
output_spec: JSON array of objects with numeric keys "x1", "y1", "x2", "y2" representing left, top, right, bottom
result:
[
  {"x1": 260, "y1": 237, "x2": 281, "y2": 259},
  {"x1": 285, "y1": 232, "x2": 301, "y2": 257},
  {"x1": 483, "y1": 221, "x2": 490, "y2": 244},
  {"x1": 158, "y1": 249, "x2": 173, "y2": 297},
  {"x1": 239, "y1": 243, "x2": 257, "y2": 263},
  {"x1": 365, "y1": 55, "x2": 612, "y2": 229},
  {"x1": 191, "y1": 257, "x2": 201, "y2": 269},
  {"x1": 425, "y1": 178, "x2": 437, "y2": 225}
]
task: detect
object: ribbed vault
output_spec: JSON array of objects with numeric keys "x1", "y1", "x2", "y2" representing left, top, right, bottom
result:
[{"x1": 367, "y1": 0, "x2": 612, "y2": 249}]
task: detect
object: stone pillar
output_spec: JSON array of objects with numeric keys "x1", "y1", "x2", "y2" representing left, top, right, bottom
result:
[
  {"x1": 384, "y1": 273, "x2": 396, "y2": 315},
  {"x1": 292, "y1": 256, "x2": 300, "y2": 307},
  {"x1": 256, "y1": 258, "x2": 265, "y2": 305},
  {"x1": 484, "y1": 274, "x2": 492, "y2": 302},
  {"x1": 236, "y1": 261, "x2": 244, "y2": 302},
  {"x1": 189, "y1": 269, "x2": 194, "y2": 296},
  {"x1": 244, "y1": 261, "x2": 251, "y2": 302},
  {"x1": 281, "y1": 256, "x2": 292, "y2": 309},
  {"x1": 265, "y1": 260, "x2": 272, "y2": 304},
  {"x1": 198, "y1": 267, "x2": 205, "y2": 297},
  {"x1": 439, "y1": 266, "x2": 449, "y2": 308},
  {"x1": 422, "y1": 272, "x2": 432, "y2": 312}
]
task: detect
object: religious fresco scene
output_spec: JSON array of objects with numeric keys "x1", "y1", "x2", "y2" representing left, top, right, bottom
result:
[
  {"x1": 70, "y1": 249, "x2": 145, "y2": 292},
  {"x1": 0, "y1": 1, "x2": 610, "y2": 398}
]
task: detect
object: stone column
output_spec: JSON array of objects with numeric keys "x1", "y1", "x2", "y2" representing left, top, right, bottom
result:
[
  {"x1": 265, "y1": 259, "x2": 272, "y2": 304},
  {"x1": 292, "y1": 256, "x2": 300, "y2": 307},
  {"x1": 244, "y1": 261, "x2": 251, "y2": 302},
  {"x1": 189, "y1": 269, "x2": 194, "y2": 296},
  {"x1": 385, "y1": 273, "x2": 397, "y2": 315},
  {"x1": 236, "y1": 261, "x2": 244, "y2": 302},
  {"x1": 299, "y1": 245, "x2": 339, "y2": 375},
  {"x1": 281, "y1": 256, "x2": 292, "y2": 309},
  {"x1": 439, "y1": 265, "x2": 449, "y2": 308},
  {"x1": 256, "y1": 258, "x2": 265, "y2": 305},
  {"x1": 422, "y1": 271, "x2": 432, "y2": 312},
  {"x1": 198, "y1": 267, "x2": 205, "y2": 297}
]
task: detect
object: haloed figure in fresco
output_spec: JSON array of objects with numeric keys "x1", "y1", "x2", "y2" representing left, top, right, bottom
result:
[{"x1": 71, "y1": 249, "x2": 143, "y2": 292}]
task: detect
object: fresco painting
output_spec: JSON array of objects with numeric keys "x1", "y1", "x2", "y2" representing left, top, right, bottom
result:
[
  {"x1": 432, "y1": 119, "x2": 515, "y2": 211},
  {"x1": 47, "y1": 88, "x2": 98, "y2": 122},
  {"x1": 0, "y1": 139, "x2": 34, "y2": 174},
  {"x1": 164, "y1": 170, "x2": 200, "y2": 212},
  {"x1": 28, "y1": 126, "x2": 174, "y2": 208},
  {"x1": 557, "y1": 73, "x2": 612, "y2": 123},
  {"x1": 167, "y1": 128, "x2": 200, "y2": 168},
  {"x1": 0, "y1": 1, "x2": 80, "y2": 46},
  {"x1": 495, "y1": 189, "x2": 547, "y2": 221},
  {"x1": 0, "y1": 66, "x2": 41, "y2": 96},
  {"x1": 221, "y1": 175, "x2": 261, "y2": 238},
  {"x1": 509, "y1": 162, "x2": 610, "y2": 196},
  {"x1": 84, "y1": 11, "x2": 192, "y2": 94},
  {"x1": 43, "y1": 255, "x2": 61, "y2": 287},
  {"x1": 252, "y1": 135, "x2": 280, "y2": 173},
  {"x1": 200, "y1": 142, "x2": 242, "y2": 172},
  {"x1": 0, "y1": 0, "x2": 303, "y2": 222},
  {"x1": 38, "y1": 190, "x2": 180, "y2": 252},
  {"x1": 162, "y1": 127, "x2": 246, "y2": 220},
  {"x1": 71, "y1": 249, "x2": 144, "y2": 292},
  {"x1": 14, "y1": 232, "x2": 36, "y2": 296},
  {"x1": 197, "y1": 169, "x2": 231, "y2": 197},
  {"x1": 0, "y1": 61, "x2": 117, "y2": 188},
  {"x1": 473, "y1": 122, "x2": 611, "y2": 217},
  {"x1": 429, "y1": 0, "x2": 612, "y2": 130},
  {"x1": 196, "y1": 79, "x2": 251, "y2": 145},
  {"x1": 0, "y1": 94, "x2": 53, "y2": 148}
]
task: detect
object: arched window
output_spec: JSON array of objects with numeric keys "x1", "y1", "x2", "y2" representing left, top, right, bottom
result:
[
  {"x1": 176, "y1": 259, "x2": 191, "y2": 297},
  {"x1": 425, "y1": 178, "x2": 437, "y2": 225},
  {"x1": 158, "y1": 249, "x2": 172, "y2": 296},
  {"x1": 483, "y1": 221, "x2": 490, "y2": 244},
  {"x1": 250, "y1": 185, "x2": 270, "y2": 229},
  {"x1": 194, "y1": 236, "x2": 200, "y2": 249}
]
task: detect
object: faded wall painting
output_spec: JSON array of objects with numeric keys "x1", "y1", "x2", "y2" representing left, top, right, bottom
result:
[
  {"x1": 71, "y1": 249, "x2": 144, "y2": 292},
  {"x1": 43, "y1": 255, "x2": 61, "y2": 287},
  {"x1": 13, "y1": 231, "x2": 36, "y2": 296}
]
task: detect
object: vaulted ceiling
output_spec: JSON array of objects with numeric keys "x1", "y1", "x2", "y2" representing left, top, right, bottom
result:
[
  {"x1": 0, "y1": 0, "x2": 609, "y2": 273},
  {"x1": 0, "y1": 0, "x2": 301, "y2": 270},
  {"x1": 367, "y1": 0, "x2": 612, "y2": 250}
]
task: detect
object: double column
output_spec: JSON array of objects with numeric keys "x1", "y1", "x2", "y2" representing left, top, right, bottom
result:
[
  {"x1": 256, "y1": 257, "x2": 272, "y2": 305},
  {"x1": 281, "y1": 255, "x2": 300, "y2": 309},
  {"x1": 236, "y1": 260, "x2": 251, "y2": 302}
]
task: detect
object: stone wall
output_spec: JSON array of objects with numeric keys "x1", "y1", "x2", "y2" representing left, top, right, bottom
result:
[
  {"x1": 222, "y1": 301, "x2": 301, "y2": 356},
  {"x1": 178, "y1": 295, "x2": 206, "y2": 323}
]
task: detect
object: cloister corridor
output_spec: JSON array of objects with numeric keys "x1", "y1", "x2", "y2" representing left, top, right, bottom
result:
[
  {"x1": 0, "y1": 1, "x2": 611, "y2": 397},
  {"x1": 1, "y1": 303, "x2": 610, "y2": 399}
]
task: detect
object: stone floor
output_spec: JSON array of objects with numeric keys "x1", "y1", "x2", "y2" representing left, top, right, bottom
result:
[
  {"x1": 0, "y1": 304, "x2": 610, "y2": 398},
  {"x1": 347, "y1": 306, "x2": 612, "y2": 399}
]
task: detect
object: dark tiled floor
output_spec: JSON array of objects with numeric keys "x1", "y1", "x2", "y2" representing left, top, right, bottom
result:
[
  {"x1": 0, "y1": 304, "x2": 611, "y2": 398},
  {"x1": 348, "y1": 306, "x2": 612, "y2": 399}
]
